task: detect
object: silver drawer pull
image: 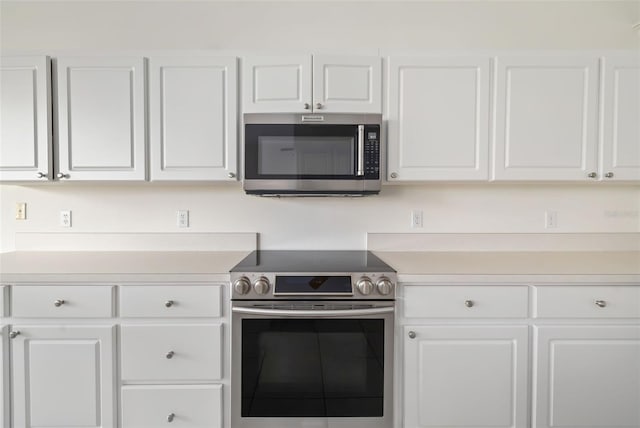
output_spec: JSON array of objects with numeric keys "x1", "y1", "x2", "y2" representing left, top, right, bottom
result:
[
  {"x1": 408, "y1": 331, "x2": 416, "y2": 339},
  {"x1": 595, "y1": 300, "x2": 607, "y2": 308},
  {"x1": 165, "y1": 300, "x2": 174, "y2": 308},
  {"x1": 9, "y1": 331, "x2": 20, "y2": 339},
  {"x1": 54, "y1": 299, "x2": 66, "y2": 307},
  {"x1": 166, "y1": 351, "x2": 175, "y2": 359},
  {"x1": 464, "y1": 300, "x2": 474, "y2": 308},
  {"x1": 167, "y1": 413, "x2": 175, "y2": 423}
]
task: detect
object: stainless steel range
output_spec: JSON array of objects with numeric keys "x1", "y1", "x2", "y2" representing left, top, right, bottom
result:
[{"x1": 230, "y1": 251, "x2": 396, "y2": 428}]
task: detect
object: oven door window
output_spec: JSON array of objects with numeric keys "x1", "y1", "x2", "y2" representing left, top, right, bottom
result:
[
  {"x1": 245, "y1": 124, "x2": 357, "y2": 179},
  {"x1": 241, "y1": 319, "x2": 384, "y2": 417}
]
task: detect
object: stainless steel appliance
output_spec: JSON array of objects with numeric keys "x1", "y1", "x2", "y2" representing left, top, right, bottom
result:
[
  {"x1": 243, "y1": 114, "x2": 382, "y2": 196},
  {"x1": 230, "y1": 251, "x2": 396, "y2": 428}
]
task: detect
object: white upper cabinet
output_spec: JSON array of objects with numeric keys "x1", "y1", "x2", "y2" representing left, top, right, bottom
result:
[
  {"x1": 387, "y1": 56, "x2": 491, "y2": 181},
  {"x1": 242, "y1": 55, "x2": 381, "y2": 113},
  {"x1": 600, "y1": 54, "x2": 640, "y2": 182},
  {"x1": 149, "y1": 56, "x2": 237, "y2": 181},
  {"x1": 56, "y1": 56, "x2": 146, "y2": 181},
  {"x1": 493, "y1": 56, "x2": 599, "y2": 181},
  {"x1": 313, "y1": 55, "x2": 381, "y2": 113},
  {"x1": 0, "y1": 56, "x2": 52, "y2": 182}
]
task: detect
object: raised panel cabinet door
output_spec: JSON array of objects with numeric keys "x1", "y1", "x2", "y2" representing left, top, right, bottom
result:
[
  {"x1": 534, "y1": 325, "x2": 640, "y2": 428},
  {"x1": 0, "y1": 326, "x2": 7, "y2": 428},
  {"x1": 56, "y1": 56, "x2": 146, "y2": 180},
  {"x1": 149, "y1": 56, "x2": 237, "y2": 181},
  {"x1": 242, "y1": 55, "x2": 312, "y2": 113},
  {"x1": 601, "y1": 54, "x2": 640, "y2": 181},
  {"x1": 313, "y1": 55, "x2": 381, "y2": 113},
  {"x1": 404, "y1": 325, "x2": 529, "y2": 428},
  {"x1": 0, "y1": 56, "x2": 52, "y2": 181},
  {"x1": 11, "y1": 325, "x2": 116, "y2": 428},
  {"x1": 387, "y1": 56, "x2": 491, "y2": 181},
  {"x1": 493, "y1": 56, "x2": 599, "y2": 180}
]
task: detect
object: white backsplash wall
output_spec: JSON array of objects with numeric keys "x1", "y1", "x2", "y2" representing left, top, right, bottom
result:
[
  {"x1": 1, "y1": 1, "x2": 639, "y2": 251},
  {"x1": 1, "y1": 183, "x2": 639, "y2": 251}
]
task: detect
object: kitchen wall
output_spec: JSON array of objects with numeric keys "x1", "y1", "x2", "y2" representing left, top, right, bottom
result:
[{"x1": 1, "y1": 1, "x2": 639, "y2": 251}]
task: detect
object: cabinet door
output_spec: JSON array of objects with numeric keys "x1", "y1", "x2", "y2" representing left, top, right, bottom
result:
[
  {"x1": 534, "y1": 325, "x2": 640, "y2": 428},
  {"x1": 313, "y1": 55, "x2": 381, "y2": 113},
  {"x1": 601, "y1": 54, "x2": 640, "y2": 181},
  {"x1": 56, "y1": 57, "x2": 146, "y2": 180},
  {"x1": 493, "y1": 56, "x2": 599, "y2": 180},
  {"x1": 242, "y1": 55, "x2": 312, "y2": 113},
  {"x1": 11, "y1": 325, "x2": 116, "y2": 428},
  {"x1": 0, "y1": 326, "x2": 7, "y2": 428},
  {"x1": 0, "y1": 56, "x2": 52, "y2": 181},
  {"x1": 149, "y1": 56, "x2": 237, "y2": 181},
  {"x1": 387, "y1": 56, "x2": 491, "y2": 181},
  {"x1": 404, "y1": 325, "x2": 528, "y2": 428}
]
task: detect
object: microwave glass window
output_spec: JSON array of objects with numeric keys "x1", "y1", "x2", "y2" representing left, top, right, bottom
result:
[
  {"x1": 241, "y1": 319, "x2": 385, "y2": 417},
  {"x1": 258, "y1": 136, "x2": 355, "y2": 176}
]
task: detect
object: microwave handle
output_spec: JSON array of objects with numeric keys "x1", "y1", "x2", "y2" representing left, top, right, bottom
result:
[
  {"x1": 356, "y1": 125, "x2": 365, "y2": 176},
  {"x1": 232, "y1": 306, "x2": 394, "y2": 318}
]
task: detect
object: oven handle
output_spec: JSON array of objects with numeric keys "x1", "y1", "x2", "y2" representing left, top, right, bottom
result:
[
  {"x1": 232, "y1": 306, "x2": 394, "y2": 317},
  {"x1": 356, "y1": 124, "x2": 365, "y2": 177}
]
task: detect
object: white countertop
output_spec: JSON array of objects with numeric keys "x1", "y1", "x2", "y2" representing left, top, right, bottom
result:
[
  {"x1": 374, "y1": 251, "x2": 640, "y2": 283},
  {"x1": 0, "y1": 251, "x2": 250, "y2": 283}
]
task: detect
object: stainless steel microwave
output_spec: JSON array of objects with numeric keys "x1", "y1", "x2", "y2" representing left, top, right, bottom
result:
[{"x1": 243, "y1": 113, "x2": 382, "y2": 196}]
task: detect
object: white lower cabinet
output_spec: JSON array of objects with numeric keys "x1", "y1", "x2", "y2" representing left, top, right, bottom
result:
[
  {"x1": 11, "y1": 325, "x2": 116, "y2": 428},
  {"x1": 403, "y1": 325, "x2": 529, "y2": 428},
  {"x1": 534, "y1": 325, "x2": 640, "y2": 428},
  {"x1": 0, "y1": 326, "x2": 7, "y2": 428},
  {"x1": 121, "y1": 384, "x2": 223, "y2": 428}
]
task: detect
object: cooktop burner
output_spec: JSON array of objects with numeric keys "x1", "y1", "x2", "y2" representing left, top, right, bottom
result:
[{"x1": 230, "y1": 250, "x2": 395, "y2": 273}]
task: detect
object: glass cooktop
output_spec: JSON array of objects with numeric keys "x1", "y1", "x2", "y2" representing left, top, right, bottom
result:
[{"x1": 230, "y1": 250, "x2": 395, "y2": 273}]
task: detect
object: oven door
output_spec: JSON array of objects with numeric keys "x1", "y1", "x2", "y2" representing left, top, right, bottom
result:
[{"x1": 231, "y1": 301, "x2": 394, "y2": 428}]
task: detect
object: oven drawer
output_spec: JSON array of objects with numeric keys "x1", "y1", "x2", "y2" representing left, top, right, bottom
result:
[
  {"x1": 121, "y1": 385, "x2": 222, "y2": 428},
  {"x1": 120, "y1": 324, "x2": 222, "y2": 381},
  {"x1": 119, "y1": 285, "x2": 222, "y2": 318},
  {"x1": 535, "y1": 285, "x2": 640, "y2": 318},
  {"x1": 404, "y1": 285, "x2": 529, "y2": 318},
  {"x1": 12, "y1": 285, "x2": 113, "y2": 318}
]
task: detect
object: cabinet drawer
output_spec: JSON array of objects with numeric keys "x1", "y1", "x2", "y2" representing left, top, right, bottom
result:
[
  {"x1": 404, "y1": 285, "x2": 529, "y2": 318},
  {"x1": 535, "y1": 286, "x2": 640, "y2": 318},
  {"x1": 121, "y1": 385, "x2": 222, "y2": 428},
  {"x1": 121, "y1": 324, "x2": 222, "y2": 381},
  {"x1": 119, "y1": 285, "x2": 221, "y2": 318},
  {"x1": 12, "y1": 286, "x2": 113, "y2": 318}
]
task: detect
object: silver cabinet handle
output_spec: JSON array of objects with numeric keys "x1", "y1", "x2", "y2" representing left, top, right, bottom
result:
[
  {"x1": 464, "y1": 300, "x2": 474, "y2": 308},
  {"x1": 304, "y1": 103, "x2": 311, "y2": 110},
  {"x1": 408, "y1": 331, "x2": 416, "y2": 339},
  {"x1": 228, "y1": 172, "x2": 236, "y2": 179},
  {"x1": 390, "y1": 172, "x2": 398, "y2": 179},
  {"x1": 9, "y1": 331, "x2": 20, "y2": 339},
  {"x1": 605, "y1": 172, "x2": 614, "y2": 178},
  {"x1": 588, "y1": 172, "x2": 597, "y2": 179},
  {"x1": 166, "y1": 350, "x2": 175, "y2": 359},
  {"x1": 315, "y1": 103, "x2": 323, "y2": 110},
  {"x1": 54, "y1": 299, "x2": 66, "y2": 307},
  {"x1": 595, "y1": 300, "x2": 607, "y2": 308},
  {"x1": 37, "y1": 172, "x2": 47, "y2": 178},
  {"x1": 167, "y1": 413, "x2": 175, "y2": 423},
  {"x1": 56, "y1": 173, "x2": 70, "y2": 179},
  {"x1": 165, "y1": 300, "x2": 174, "y2": 308}
]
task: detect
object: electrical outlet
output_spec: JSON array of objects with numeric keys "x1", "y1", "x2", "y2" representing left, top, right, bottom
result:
[
  {"x1": 60, "y1": 210, "x2": 72, "y2": 228},
  {"x1": 545, "y1": 211, "x2": 557, "y2": 229},
  {"x1": 177, "y1": 210, "x2": 189, "y2": 228},
  {"x1": 411, "y1": 210, "x2": 423, "y2": 228},
  {"x1": 16, "y1": 203, "x2": 27, "y2": 220}
]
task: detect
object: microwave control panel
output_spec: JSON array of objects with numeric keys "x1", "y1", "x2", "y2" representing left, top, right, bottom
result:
[{"x1": 364, "y1": 127, "x2": 380, "y2": 179}]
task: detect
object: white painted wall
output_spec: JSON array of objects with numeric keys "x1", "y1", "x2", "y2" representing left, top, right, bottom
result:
[{"x1": 1, "y1": 1, "x2": 639, "y2": 251}]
